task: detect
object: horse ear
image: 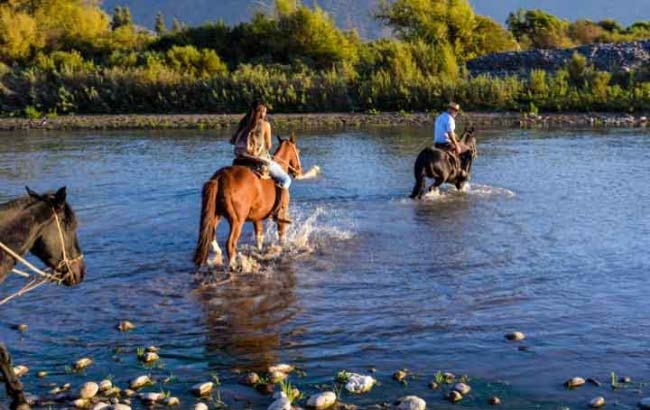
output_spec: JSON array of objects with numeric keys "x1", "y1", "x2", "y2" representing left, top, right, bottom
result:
[
  {"x1": 290, "y1": 132, "x2": 297, "y2": 144},
  {"x1": 25, "y1": 186, "x2": 41, "y2": 199},
  {"x1": 53, "y1": 186, "x2": 67, "y2": 208}
]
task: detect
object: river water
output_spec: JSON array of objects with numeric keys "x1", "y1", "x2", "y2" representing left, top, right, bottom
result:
[{"x1": 1, "y1": 127, "x2": 649, "y2": 409}]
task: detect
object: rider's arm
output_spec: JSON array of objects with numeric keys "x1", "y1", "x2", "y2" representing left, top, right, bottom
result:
[{"x1": 263, "y1": 121, "x2": 272, "y2": 151}]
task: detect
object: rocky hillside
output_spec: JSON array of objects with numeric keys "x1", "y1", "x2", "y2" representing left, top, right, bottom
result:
[{"x1": 467, "y1": 40, "x2": 650, "y2": 76}]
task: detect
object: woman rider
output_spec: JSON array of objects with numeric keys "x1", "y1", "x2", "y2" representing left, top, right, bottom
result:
[{"x1": 231, "y1": 101, "x2": 292, "y2": 224}]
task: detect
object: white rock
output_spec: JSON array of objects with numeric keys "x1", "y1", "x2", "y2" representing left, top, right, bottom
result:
[
  {"x1": 453, "y1": 382, "x2": 471, "y2": 395},
  {"x1": 12, "y1": 365, "x2": 29, "y2": 377},
  {"x1": 194, "y1": 403, "x2": 209, "y2": 410},
  {"x1": 74, "y1": 357, "x2": 93, "y2": 371},
  {"x1": 111, "y1": 404, "x2": 132, "y2": 410},
  {"x1": 117, "y1": 321, "x2": 135, "y2": 331},
  {"x1": 141, "y1": 352, "x2": 160, "y2": 363},
  {"x1": 192, "y1": 382, "x2": 214, "y2": 396},
  {"x1": 72, "y1": 398, "x2": 90, "y2": 408},
  {"x1": 307, "y1": 392, "x2": 337, "y2": 409},
  {"x1": 505, "y1": 331, "x2": 525, "y2": 341},
  {"x1": 139, "y1": 392, "x2": 164, "y2": 403},
  {"x1": 79, "y1": 382, "x2": 99, "y2": 399},
  {"x1": 129, "y1": 375, "x2": 152, "y2": 390},
  {"x1": 268, "y1": 364, "x2": 295, "y2": 374},
  {"x1": 589, "y1": 396, "x2": 605, "y2": 408},
  {"x1": 91, "y1": 402, "x2": 110, "y2": 410},
  {"x1": 565, "y1": 377, "x2": 586, "y2": 388},
  {"x1": 395, "y1": 396, "x2": 426, "y2": 410},
  {"x1": 344, "y1": 373, "x2": 376, "y2": 394},
  {"x1": 164, "y1": 397, "x2": 180, "y2": 406},
  {"x1": 99, "y1": 379, "x2": 113, "y2": 392},
  {"x1": 268, "y1": 397, "x2": 292, "y2": 410},
  {"x1": 269, "y1": 370, "x2": 288, "y2": 383}
]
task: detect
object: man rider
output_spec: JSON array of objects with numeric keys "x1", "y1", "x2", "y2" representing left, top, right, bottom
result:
[{"x1": 434, "y1": 102, "x2": 468, "y2": 177}]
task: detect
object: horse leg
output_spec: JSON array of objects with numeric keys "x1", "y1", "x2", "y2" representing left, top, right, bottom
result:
[
  {"x1": 277, "y1": 222, "x2": 288, "y2": 247},
  {"x1": 253, "y1": 220, "x2": 264, "y2": 251},
  {"x1": 226, "y1": 220, "x2": 244, "y2": 271},
  {"x1": 0, "y1": 342, "x2": 29, "y2": 410},
  {"x1": 410, "y1": 174, "x2": 426, "y2": 199},
  {"x1": 209, "y1": 215, "x2": 223, "y2": 266},
  {"x1": 428, "y1": 178, "x2": 443, "y2": 194}
]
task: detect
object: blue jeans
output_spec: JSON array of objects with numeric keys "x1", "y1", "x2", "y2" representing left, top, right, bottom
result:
[{"x1": 268, "y1": 160, "x2": 292, "y2": 189}]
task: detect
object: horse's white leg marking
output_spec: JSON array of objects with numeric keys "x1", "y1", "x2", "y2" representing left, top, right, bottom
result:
[{"x1": 211, "y1": 240, "x2": 223, "y2": 266}]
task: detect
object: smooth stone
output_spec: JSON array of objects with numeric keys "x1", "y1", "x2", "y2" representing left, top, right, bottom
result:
[
  {"x1": 268, "y1": 364, "x2": 295, "y2": 374},
  {"x1": 448, "y1": 391, "x2": 463, "y2": 403},
  {"x1": 590, "y1": 397, "x2": 605, "y2": 408},
  {"x1": 123, "y1": 389, "x2": 136, "y2": 397},
  {"x1": 12, "y1": 323, "x2": 28, "y2": 332},
  {"x1": 443, "y1": 372, "x2": 455, "y2": 383},
  {"x1": 505, "y1": 331, "x2": 525, "y2": 341},
  {"x1": 269, "y1": 371, "x2": 288, "y2": 383},
  {"x1": 307, "y1": 392, "x2": 337, "y2": 409},
  {"x1": 74, "y1": 357, "x2": 93, "y2": 371},
  {"x1": 268, "y1": 397, "x2": 292, "y2": 410},
  {"x1": 192, "y1": 382, "x2": 214, "y2": 396},
  {"x1": 240, "y1": 372, "x2": 260, "y2": 386},
  {"x1": 139, "y1": 392, "x2": 164, "y2": 403},
  {"x1": 428, "y1": 381, "x2": 439, "y2": 389},
  {"x1": 117, "y1": 321, "x2": 135, "y2": 331},
  {"x1": 129, "y1": 375, "x2": 152, "y2": 390},
  {"x1": 395, "y1": 396, "x2": 426, "y2": 410},
  {"x1": 565, "y1": 377, "x2": 586, "y2": 388},
  {"x1": 72, "y1": 398, "x2": 90, "y2": 408},
  {"x1": 639, "y1": 398, "x2": 650, "y2": 409},
  {"x1": 145, "y1": 346, "x2": 159, "y2": 353},
  {"x1": 141, "y1": 352, "x2": 159, "y2": 363},
  {"x1": 344, "y1": 374, "x2": 376, "y2": 394},
  {"x1": 164, "y1": 397, "x2": 180, "y2": 406},
  {"x1": 37, "y1": 371, "x2": 48, "y2": 378},
  {"x1": 79, "y1": 382, "x2": 99, "y2": 399},
  {"x1": 13, "y1": 365, "x2": 29, "y2": 377},
  {"x1": 620, "y1": 376, "x2": 632, "y2": 383},
  {"x1": 453, "y1": 382, "x2": 471, "y2": 395},
  {"x1": 489, "y1": 396, "x2": 501, "y2": 405},
  {"x1": 112, "y1": 405, "x2": 132, "y2": 410},
  {"x1": 393, "y1": 370, "x2": 408, "y2": 382},
  {"x1": 104, "y1": 387, "x2": 121, "y2": 397},
  {"x1": 194, "y1": 403, "x2": 209, "y2": 410},
  {"x1": 99, "y1": 380, "x2": 113, "y2": 392},
  {"x1": 91, "y1": 403, "x2": 110, "y2": 410}
]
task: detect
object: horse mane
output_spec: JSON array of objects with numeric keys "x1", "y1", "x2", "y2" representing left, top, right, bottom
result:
[{"x1": 0, "y1": 195, "x2": 34, "y2": 212}]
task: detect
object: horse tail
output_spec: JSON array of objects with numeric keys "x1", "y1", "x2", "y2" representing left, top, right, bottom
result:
[{"x1": 193, "y1": 176, "x2": 220, "y2": 266}]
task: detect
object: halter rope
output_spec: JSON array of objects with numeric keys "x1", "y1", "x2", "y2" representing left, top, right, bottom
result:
[{"x1": 0, "y1": 207, "x2": 83, "y2": 306}]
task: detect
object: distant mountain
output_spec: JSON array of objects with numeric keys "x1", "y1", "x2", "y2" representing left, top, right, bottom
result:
[{"x1": 101, "y1": 0, "x2": 650, "y2": 38}]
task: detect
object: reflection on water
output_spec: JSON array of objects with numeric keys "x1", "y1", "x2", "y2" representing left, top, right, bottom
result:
[{"x1": 0, "y1": 127, "x2": 649, "y2": 409}]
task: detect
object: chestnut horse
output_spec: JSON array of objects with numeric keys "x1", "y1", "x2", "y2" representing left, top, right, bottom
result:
[
  {"x1": 0, "y1": 187, "x2": 85, "y2": 410},
  {"x1": 193, "y1": 135, "x2": 303, "y2": 269}
]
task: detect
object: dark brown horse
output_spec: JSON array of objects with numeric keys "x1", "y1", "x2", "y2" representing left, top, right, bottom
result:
[
  {"x1": 193, "y1": 136, "x2": 303, "y2": 270},
  {"x1": 410, "y1": 128, "x2": 478, "y2": 199},
  {"x1": 0, "y1": 187, "x2": 85, "y2": 410}
]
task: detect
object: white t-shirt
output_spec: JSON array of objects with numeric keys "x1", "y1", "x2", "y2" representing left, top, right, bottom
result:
[{"x1": 434, "y1": 112, "x2": 455, "y2": 144}]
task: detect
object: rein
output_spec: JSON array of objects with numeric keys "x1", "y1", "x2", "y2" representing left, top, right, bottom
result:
[
  {"x1": 0, "y1": 207, "x2": 83, "y2": 306},
  {"x1": 273, "y1": 143, "x2": 302, "y2": 176}
]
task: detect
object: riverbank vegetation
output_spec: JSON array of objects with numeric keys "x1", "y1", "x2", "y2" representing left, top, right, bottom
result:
[{"x1": 1, "y1": 0, "x2": 650, "y2": 117}]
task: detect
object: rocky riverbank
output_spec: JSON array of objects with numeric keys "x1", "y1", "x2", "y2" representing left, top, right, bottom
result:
[
  {"x1": 0, "y1": 112, "x2": 648, "y2": 132},
  {"x1": 467, "y1": 40, "x2": 650, "y2": 77}
]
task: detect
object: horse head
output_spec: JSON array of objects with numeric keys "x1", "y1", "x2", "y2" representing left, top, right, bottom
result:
[
  {"x1": 26, "y1": 187, "x2": 85, "y2": 286},
  {"x1": 461, "y1": 126, "x2": 478, "y2": 160},
  {"x1": 274, "y1": 132, "x2": 303, "y2": 178}
]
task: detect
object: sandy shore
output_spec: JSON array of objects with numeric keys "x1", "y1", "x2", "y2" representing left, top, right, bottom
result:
[{"x1": 0, "y1": 112, "x2": 648, "y2": 131}]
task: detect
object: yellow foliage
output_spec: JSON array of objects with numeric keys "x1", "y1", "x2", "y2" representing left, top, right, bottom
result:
[
  {"x1": 0, "y1": 5, "x2": 43, "y2": 61},
  {"x1": 34, "y1": 0, "x2": 110, "y2": 48}
]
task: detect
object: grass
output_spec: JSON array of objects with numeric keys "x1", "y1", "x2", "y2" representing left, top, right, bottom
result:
[{"x1": 279, "y1": 380, "x2": 303, "y2": 403}]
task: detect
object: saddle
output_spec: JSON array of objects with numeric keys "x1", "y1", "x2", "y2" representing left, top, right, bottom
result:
[
  {"x1": 434, "y1": 144, "x2": 462, "y2": 172},
  {"x1": 232, "y1": 156, "x2": 271, "y2": 179}
]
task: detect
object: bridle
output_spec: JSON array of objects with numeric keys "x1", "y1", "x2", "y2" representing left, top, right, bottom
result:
[
  {"x1": 273, "y1": 141, "x2": 303, "y2": 177},
  {"x1": 0, "y1": 207, "x2": 83, "y2": 305}
]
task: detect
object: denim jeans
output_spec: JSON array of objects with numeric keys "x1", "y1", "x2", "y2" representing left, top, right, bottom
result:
[{"x1": 268, "y1": 160, "x2": 292, "y2": 189}]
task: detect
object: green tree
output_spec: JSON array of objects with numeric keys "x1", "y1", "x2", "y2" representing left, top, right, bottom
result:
[
  {"x1": 155, "y1": 11, "x2": 166, "y2": 35},
  {"x1": 111, "y1": 6, "x2": 132, "y2": 30},
  {"x1": 507, "y1": 9, "x2": 572, "y2": 49}
]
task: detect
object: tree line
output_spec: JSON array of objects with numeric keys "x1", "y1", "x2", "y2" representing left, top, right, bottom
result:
[{"x1": 1, "y1": 0, "x2": 650, "y2": 117}]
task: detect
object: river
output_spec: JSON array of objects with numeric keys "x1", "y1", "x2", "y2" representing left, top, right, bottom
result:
[{"x1": 1, "y1": 126, "x2": 649, "y2": 409}]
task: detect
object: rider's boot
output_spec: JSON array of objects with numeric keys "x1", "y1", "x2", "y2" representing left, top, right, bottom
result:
[{"x1": 274, "y1": 188, "x2": 292, "y2": 224}]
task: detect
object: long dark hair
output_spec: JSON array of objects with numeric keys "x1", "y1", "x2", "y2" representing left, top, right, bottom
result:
[{"x1": 230, "y1": 101, "x2": 267, "y2": 144}]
